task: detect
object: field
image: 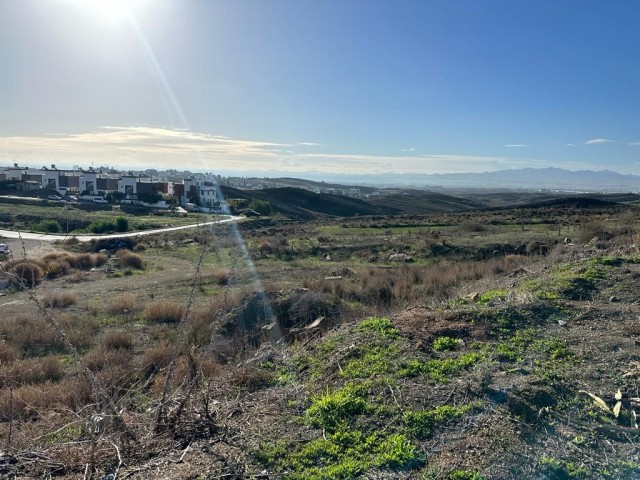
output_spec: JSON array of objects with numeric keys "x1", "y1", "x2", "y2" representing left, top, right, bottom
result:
[{"x1": 1, "y1": 194, "x2": 639, "y2": 479}]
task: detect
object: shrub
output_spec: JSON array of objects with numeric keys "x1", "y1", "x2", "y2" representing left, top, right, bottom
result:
[
  {"x1": 108, "y1": 293, "x2": 136, "y2": 314},
  {"x1": 0, "y1": 343, "x2": 20, "y2": 363},
  {"x1": 249, "y1": 199, "x2": 272, "y2": 216},
  {"x1": 42, "y1": 292, "x2": 77, "y2": 308},
  {"x1": 102, "y1": 330, "x2": 134, "y2": 350},
  {"x1": 213, "y1": 268, "x2": 231, "y2": 286},
  {"x1": 33, "y1": 219, "x2": 62, "y2": 233},
  {"x1": 45, "y1": 260, "x2": 70, "y2": 278},
  {"x1": 10, "y1": 261, "x2": 44, "y2": 287},
  {"x1": 116, "y1": 250, "x2": 144, "y2": 270},
  {"x1": 0, "y1": 355, "x2": 64, "y2": 387},
  {"x1": 140, "y1": 342, "x2": 175, "y2": 374},
  {"x1": 145, "y1": 301, "x2": 184, "y2": 324},
  {"x1": 115, "y1": 216, "x2": 129, "y2": 232},
  {"x1": 88, "y1": 220, "x2": 116, "y2": 234}
]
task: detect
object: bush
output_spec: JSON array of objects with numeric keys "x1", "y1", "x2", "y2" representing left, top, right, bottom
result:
[
  {"x1": 42, "y1": 292, "x2": 77, "y2": 308},
  {"x1": 249, "y1": 199, "x2": 272, "y2": 216},
  {"x1": 102, "y1": 330, "x2": 134, "y2": 350},
  {"x1": 213, "y1": 268, "x2": 231, "y2": 285},
  {"x1": 88, "y1": 220, "x2": 116, "y2": 234},
  {"x1": 10, "y1": 261, "x2": 44, "y2": 287},
  {"x1": 145, "y1": 301, "x2": 184, "y2": 324},
  {"x1": 116, "y1": 250, "x2": 144, "y2": 270},
  {"x1": 115, "y1": 216, "x2": 129, "y2": 232},
  {"x1": 32, "y1": 219, "x2": 62, "y2": 233},
  {"x1": 108, "y1": 294, "x2": 136, "y2": 314}
]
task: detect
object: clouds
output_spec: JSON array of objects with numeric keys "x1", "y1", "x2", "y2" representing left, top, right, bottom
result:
[
  {"x1": 504, "y1": 144, "x2": 529, "y2": 148},
  {"x1": 583, "y1": 138, "x2": 615, "y2": 145},
  {"x1": 0, "y1": 125, "x2": 610, "y2": 175}
]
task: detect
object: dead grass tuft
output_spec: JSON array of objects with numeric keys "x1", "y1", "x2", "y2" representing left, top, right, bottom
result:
[
  {"x1": 107, "y1": 293, "x2": 136, "y2": 314},
  {"x1": 116, "y1": 249, "x2": 145, "y2": 270},
  {"x1": 101, "y1": 330, "x2": 134, "y2": 350},
  {"x1": 42, "y1": 291, "x2": 77, "y2": 308},
  {"x1": 0, "y1": 355, "x2": 65, "y2": 387},
  {"x1": 145, "y1": 301, "x2": 184, "y2": 324},
  {"x1": 213, "y1": 267, "x2": 231, "y2": 286}
]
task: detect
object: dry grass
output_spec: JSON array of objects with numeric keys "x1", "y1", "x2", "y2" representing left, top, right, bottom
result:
[
  {"x1": 0, "y1": 376, "x2": 92, "y2": 422},
  {"x1": 107, "y1": 293, "x2": 136, "y2": 314},
  {"x1": 42, "y1": 291, "x2": 77, "y2": 308},
  {"x1": 213, "y1": 267, "x2": 231, "y2": 286},
  {"x1": 0, "y1": 356, "x2": 65, "y2": 388},
  {"x1": 116, "y1": 249, "x2": 145, "y2": 270},
  {"x1": 145, "y1": 301, "x2": 184, "y2": 324},
  {"x1": 4, "y1": 260, "x2": 45, "y2": 287},
  {"x1": 101, "y1": 330, "x2": 134, "y2": 350},
  {"x1": 0, "y1": 315, "x2": 62, "y2": 356},
  {"x1": 140, "y1": 342, "x2": 175, "y2": 375}
]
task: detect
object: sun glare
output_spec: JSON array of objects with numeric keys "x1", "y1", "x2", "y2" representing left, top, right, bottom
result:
[{"x1": 74, "y1": 0, "x2": 138, "y2": 23}]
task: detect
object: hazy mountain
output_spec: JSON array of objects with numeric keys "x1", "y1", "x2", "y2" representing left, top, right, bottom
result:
[{"x1": 218, "y1": 168, "x2": 640, "y2": 191}]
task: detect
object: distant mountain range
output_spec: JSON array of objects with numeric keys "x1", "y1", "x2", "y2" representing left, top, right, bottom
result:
[{"x1": 223, "y1": 167, "x2": 640, "y2": 191}]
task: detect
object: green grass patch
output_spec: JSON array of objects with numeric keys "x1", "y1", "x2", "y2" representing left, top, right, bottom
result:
[
  {"x1": 478, "y1": 289, "x2": 508, "y2": 303},
  {"x1": 305, "y1": 384, "x2": 370, "y2": 432},
  {"x1": 257, "y1": 430, "x2": 423, "y2": 479},
  {"x1": 539, "y1": 455, "x2": 589, "y2": 479},
  {"x1": 402, "y1": 403, "x2": 477, "y2": 440},
  {"x1": 433, "y1": 336, "x2": 460, "y2": 352},
  {"x1": 356, "y1": 317, "x2": 399, "y2": 339},
  {"x1": 400, "y1": 352, "x2": 483, "y2": 382}
]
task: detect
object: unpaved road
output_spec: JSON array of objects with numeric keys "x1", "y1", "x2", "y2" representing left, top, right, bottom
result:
[{"x1": 0, "y1": 215, "x2": 241, "y2": 242}]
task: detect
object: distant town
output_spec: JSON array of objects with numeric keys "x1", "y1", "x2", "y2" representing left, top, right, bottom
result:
[{"x1": 0, "y1": 164, "x2": 381, "y2": 212}]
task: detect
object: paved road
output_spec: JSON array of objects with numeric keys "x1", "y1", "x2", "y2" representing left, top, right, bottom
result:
[{"x1": 0, "y1": 215, "x2": 242, "y2": 242}]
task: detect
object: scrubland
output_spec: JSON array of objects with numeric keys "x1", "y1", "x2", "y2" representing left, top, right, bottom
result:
[{"x1": 0, "y1": 202, "x2": 639, "y2": 479}]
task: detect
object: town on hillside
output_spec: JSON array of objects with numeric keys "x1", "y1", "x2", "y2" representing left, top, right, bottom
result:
[{"x1": 0, "y1": 164, "x2": 222, "y2": 212}]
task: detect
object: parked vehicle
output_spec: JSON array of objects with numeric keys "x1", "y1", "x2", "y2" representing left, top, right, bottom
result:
[
  {"x1": 48, "y1": 195, "x2": 63, "y2": 201},
  {"x1": 0, "y1": 243, "x2": 9, "y2": 254},
  {"x1": 92, "y1": 198, "x2": 108, "y2": 204}
]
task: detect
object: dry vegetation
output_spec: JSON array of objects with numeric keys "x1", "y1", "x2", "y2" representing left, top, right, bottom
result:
[{"x1": 0, "y1": 203, "x2": 639, "y2": 478}]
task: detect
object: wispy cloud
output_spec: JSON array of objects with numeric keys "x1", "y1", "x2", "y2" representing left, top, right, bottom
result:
[
  {"x1": 629, "y1": 142, "x2": 640, "y2": 146},
  {"x1": 401, "y1": 148, "x2": 415, "y2": 152},
  {"x1": 566, "y1": 143, "x2": 577, "y2": 147},
  {"x1": 504, "y1": 144, "x2": 529, "y2": 148},
  {"x1": 0, "y1": 125, "x2": 605, "y2": 175},
  {"x1": 584, "y1": 138, "x2": 615, "y2": 145},
  {"x1": 296, "y1": 142, "x2": 323, "y2": 147}
]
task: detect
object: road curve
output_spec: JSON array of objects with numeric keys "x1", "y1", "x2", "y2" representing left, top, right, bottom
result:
[{"x1": 0, "y1": 215, "x2": 242, "y2": 242}]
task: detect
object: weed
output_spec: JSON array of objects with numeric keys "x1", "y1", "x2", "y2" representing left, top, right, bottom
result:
[
  {"x1": 433, "y1": 336, "x2": 460, "y2": 352},
  {"x1": 257, "y1": 430, "x2": 423, "y2": 479},
  {"x1": 356, "y1": 317, "x2": 399, "y2": 339},
  {"x1": 305, "y1": 384, "x2": 369, "y2": 432},
  {"x1": 340, "y1": 344, "x2": 399, "y2": 379},
  {"x1": 400, "y1": 352, "x2": 483, "y2": 382},
  {"x1": 448, "y1": 470, "x2": 486, "y2": 480},
  {"x1": 478, "y1": 289, "x2": 508, "y2": 303},
  {"x1": 402, "y1": 403, "x2": 476, "y2": 439},
  {"x1": 540, "y1": 455, "x2": 589, "y2": 479}
]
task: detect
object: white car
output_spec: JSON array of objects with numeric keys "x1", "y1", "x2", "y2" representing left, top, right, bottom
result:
[
  {"x1": 0, "y1": 243, "x2": 9, "y2": 254},
  {"x1": 92, "y1": 198, "x2": 108, "y2": 204}
]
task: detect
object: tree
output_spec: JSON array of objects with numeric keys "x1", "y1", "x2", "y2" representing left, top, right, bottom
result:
[
  {"x1": 249, "y1": 199, "x2": 272, "y2": 216},
  {"x1": 137, "y1": 191, "x2": 162, "y2": 204}
]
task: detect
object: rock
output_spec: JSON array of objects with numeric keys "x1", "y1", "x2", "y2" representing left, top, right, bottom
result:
[{"x1": 387, "y1": 253, "x2": 414, "y2": 262}]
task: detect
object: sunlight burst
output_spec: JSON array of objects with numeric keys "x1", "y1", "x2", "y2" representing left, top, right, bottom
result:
[{"x1": 75, "y1": 0, "x2": 138, "y2": 23}]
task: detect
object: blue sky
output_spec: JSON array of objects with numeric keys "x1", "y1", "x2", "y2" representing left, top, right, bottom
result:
[{"x1": 0, "y1": 0, "x2": 638, "y2": 176}]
